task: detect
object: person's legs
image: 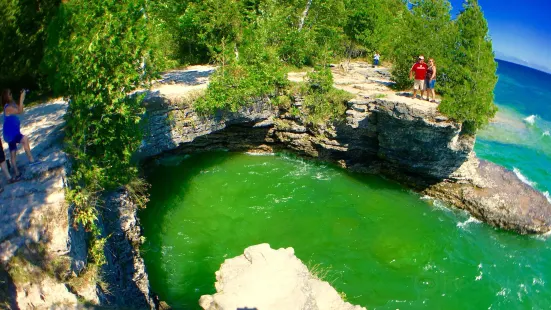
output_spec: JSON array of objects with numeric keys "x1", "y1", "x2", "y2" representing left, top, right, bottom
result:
[
  {"x1": 8, "y1": 138, "x2": 20, "y2": 177},
  {"x1": 425, "y1": 80, "x2": 430, "y2": 100},
  {"x1": 416, "y1": 80, "x2": 425, "y2": 99},
  {"x1": 21, "y1": 136, "x2": 34, "y2": 163},
  {"x1": 0, "y1": 146, "x2": 10, "y2": 180},
  {"x1": 413, "y1": 80, "x2": 420, "y2": 98},
  {"x1": 10, "y1": 151, "x2": 19, "y2": 176},
  {"x1": 1, "y1": 161, "x2": 11, "y2": 180},
  {"x1": 429, "y1": 80, "x2": 436, "y2": 101}
]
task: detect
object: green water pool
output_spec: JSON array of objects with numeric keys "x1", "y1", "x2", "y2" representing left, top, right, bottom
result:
[{"x1": 140, "y1": 152, "x2": 551, "y2": 309}]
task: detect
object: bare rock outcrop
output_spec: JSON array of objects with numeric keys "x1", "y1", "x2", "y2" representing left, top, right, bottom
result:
[
  {"x1": 425, "y1": 159, "x2": 551, "y2": 234},
  {"x1": 199, "y1": 244, "x2": 365, "y2": 310},
  {"x1": 99, "y1": 189, "x2": 156, "y2": 309}
]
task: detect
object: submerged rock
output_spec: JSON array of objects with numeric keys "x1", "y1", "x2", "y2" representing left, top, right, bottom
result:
[{"x1": 199, "y1": 244, "x2": 366, "y2": 310}]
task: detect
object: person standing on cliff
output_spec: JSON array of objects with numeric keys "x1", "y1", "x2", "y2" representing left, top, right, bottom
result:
[
  {"x1": 409, "y1": 55, "x2": 428, "y2": 99},
  {"x1": 2, "y1": 89, "x2": 37, "y2": 180},
  {"x1": 424, "y1": 58, "x2": 437, "y2": 102},
  {"x1": 373, "y1": 51, "x2": 381, "y2": 68}
]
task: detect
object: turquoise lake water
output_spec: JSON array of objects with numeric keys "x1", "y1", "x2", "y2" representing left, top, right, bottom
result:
[
  {"x1": 476, "y1": 60, "x2": 551, "y2": 201},
  {"x1": 140, "y1": 60, "x2": 551, "y2": 309}
]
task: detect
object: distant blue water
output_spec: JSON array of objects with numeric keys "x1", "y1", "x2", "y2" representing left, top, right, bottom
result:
[{"x1": 475, "y1": 59, "x2": 551, "y2": 200}]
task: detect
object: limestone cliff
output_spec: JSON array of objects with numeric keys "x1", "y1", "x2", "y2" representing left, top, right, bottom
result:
[
  {"x1": 140, "y1": 63, "x2": 551, "y2": 234},
  {"x1": 199, "y1": 244, "x2": 366, "y2": 310}
]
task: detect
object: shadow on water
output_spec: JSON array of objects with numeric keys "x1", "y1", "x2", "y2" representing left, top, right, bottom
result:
[{"x1": 140, "y1": 152, "x2": 239, "y2": 308}]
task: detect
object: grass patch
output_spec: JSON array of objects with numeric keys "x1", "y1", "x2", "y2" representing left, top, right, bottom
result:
[
  {"x1": 173, "y1": 89, "x2": 205, "y2": 109},
  {"x1": 307, "y1": 262, "x2": 331, "y2": 282},
  {"x1": 6, "y1": 243, "x2": 72, "y2": 286},
  {"x1": 67, "y1": 264, "x2": 101, "y2": 294}
]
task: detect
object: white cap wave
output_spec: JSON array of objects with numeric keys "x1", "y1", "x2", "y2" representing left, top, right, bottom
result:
[{"x1": 523, "y1": 114, "x2": 537, "y2": 125}]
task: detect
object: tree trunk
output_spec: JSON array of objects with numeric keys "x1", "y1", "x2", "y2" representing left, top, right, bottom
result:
[{"x1": 298, "y1": 0, "x2": 312, "y2": 31}]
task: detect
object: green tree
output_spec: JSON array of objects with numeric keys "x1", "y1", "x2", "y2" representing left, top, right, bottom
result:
[
  {"x1": 344, "y1": 0, "x2": 406, "y2": 57},
  {"x1": 438, "y1": 0, "x2": 498, "y2": 133},
  {"x1": 147, "y1": 0, "x2": 188, "y2": 69},
  {"x1": 43, "y1": 0, "x2": 153, "y2": 234},
  {"x1": 390, "y1": 0, "x2": 453, "y2": 89},
  {"x1": 0, "y1": 0, "x2": 60, "y2": 91}
]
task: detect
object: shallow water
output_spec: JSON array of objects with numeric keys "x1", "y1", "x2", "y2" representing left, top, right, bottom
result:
[{"x1": 140, "y1": 152, "x2": 551, "y2": 309}]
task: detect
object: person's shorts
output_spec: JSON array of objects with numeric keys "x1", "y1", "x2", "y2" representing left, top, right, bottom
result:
[
  {"x1": 8, "y1": 133, "x2": 23, "y2": 152},
  {"x1": 414, "y1": 79, "x2": 425, "y2": 90},
  {"x1": 425, "y1": 79, "x2": 436, "y2": 89}
]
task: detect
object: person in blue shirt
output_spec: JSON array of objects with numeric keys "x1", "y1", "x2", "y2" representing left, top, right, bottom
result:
[{"x1": 2, "y1": 89, "x2": 36, "y2": 180}]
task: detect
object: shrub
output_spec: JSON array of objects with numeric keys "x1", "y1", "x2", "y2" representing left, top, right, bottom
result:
[
  {"x1": 299, "y1": 68, "x2": 354, "y2": 124},
  {"x1": 195, "y1": 38, "x2": 288, "y2": 114}
]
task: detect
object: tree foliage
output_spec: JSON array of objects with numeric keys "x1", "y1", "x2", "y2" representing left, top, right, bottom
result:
[
  {"x1": 344, "y1": 0, "x2": 406, "y2": 57},
  {"x1": 390, "y1": 0, "x2": 454, "y2": 89},
  {"x1": 0, "y1": 0, "x2": 60, "y2": 91},
  {"x1": 438, "y1": 0, "x2": 497, "y2": 132},
  {"x1": 43, "y1": 0, "x2": 153, "y2": 237}
]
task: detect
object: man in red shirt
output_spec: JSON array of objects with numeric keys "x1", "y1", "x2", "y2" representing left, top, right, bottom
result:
[{"x1": 409, "y1": 55, "x2": 428, "y2": 99}]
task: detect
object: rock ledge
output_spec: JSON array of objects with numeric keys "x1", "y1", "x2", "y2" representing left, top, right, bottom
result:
[{"x1": 200, "y1": 244, "x2": 366, "y2": 310}]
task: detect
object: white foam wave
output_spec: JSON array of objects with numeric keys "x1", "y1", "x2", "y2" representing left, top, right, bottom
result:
[
  {"x1": 532, "y1": 277, "x2": 545, "y2": 286},
  {"x1": 245, "y1": 152, "x2": 275, "y2": 156},
  {"x1": 524, "y1": 115, "x2": 537, "y2": 125},
  {"x1": 457, "y1": 216, "x2": 482, "y2": 229},
  {"x1": 496, "y1": 287, "x2": 510, "y2": 296},
  {"x1": 513, "y1": 167, "x2": 537, "y2": 187},
  {"x1": 529, "y1": 227, "x2": 551, "y2": 241},
  {"x1": 543, "y1": 131, "x2": 550, "y2": 137},
  {"x1": 313, "y1": 172, "x2": 331, "y2": 181},
  {"x1": 432, "y1": 200, "x2": 447, "y2": 209},
  {"x1": 545, "y1": 191, "x2": 551, "y2": 204}
]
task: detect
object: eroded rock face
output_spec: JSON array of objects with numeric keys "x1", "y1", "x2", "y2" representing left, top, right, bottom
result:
[
  {"x1": 199, "y1": 244, "x2": 366, "y2": 310},
  {"x1": 99, "y1": 189, "x2": 156, "y2": 309}
]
